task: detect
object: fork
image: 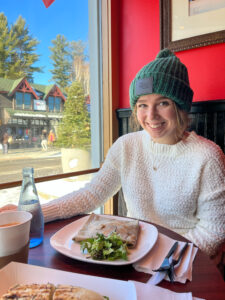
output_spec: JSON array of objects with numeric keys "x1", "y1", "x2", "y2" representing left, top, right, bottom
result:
[
  {"x1": 152, "y1": 241, "x2": 178, "y2": 272},
  {"x1": 168, "y1": 242, "x2": 189, "y2": 282}
]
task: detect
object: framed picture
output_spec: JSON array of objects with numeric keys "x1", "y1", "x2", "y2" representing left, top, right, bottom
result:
[{"x1": 160, "y1": 0, "x2": 225, "y2": 52}]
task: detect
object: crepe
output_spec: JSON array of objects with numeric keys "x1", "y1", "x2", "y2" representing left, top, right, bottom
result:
[
  {"x1": 0, "y1": 284, "x2": 106, "y2": 300},
  {"x1": 53, "y1": 285, "x2": 106, "y2": 300},
  {"x1": 73, "y1": 214, "x2": 139, "y2": 248},
  {"x1": 0, "y1": 283, "x2": 54, "y2": 300}
]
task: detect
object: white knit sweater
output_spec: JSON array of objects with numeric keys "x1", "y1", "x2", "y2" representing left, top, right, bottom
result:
[{"x1": 42, "y1": 130, "x2": 225, "y2": 256}]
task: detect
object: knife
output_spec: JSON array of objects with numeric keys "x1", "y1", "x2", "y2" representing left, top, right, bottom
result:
[
  {"x1": 147, "y1": 269, "x2": 168, "y2": 285},
  {"x1": 147, "y1": 241, "x2": 178, "y2": 285}
]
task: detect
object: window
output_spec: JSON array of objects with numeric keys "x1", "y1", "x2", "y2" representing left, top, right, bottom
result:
[
  {"x1": 55, "y1": 97, "x2": 61, "y2": 112},
  {"x1": 47, "y1": 96, "x2": 61, "y2": 112},
  {"x1": 0, "y1": 0, "x2": 109, "y2": 215},
  {"x1": 24, "y1": 93, "x2": 32, "y2": 110},
  {"x1": 15, "y1": 92, "x2": 23, "y2": 109},
  {"x1": 48, "y1": 96, "x2": 54, "y2": 112},
  {"x1": 15, "y1": 92, "x2": 32, "y2": 110}
]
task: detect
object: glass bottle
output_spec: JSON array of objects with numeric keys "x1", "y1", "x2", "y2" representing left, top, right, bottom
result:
[{"x1": 18, "y1": 167, "x2": 44, "y2": 248}]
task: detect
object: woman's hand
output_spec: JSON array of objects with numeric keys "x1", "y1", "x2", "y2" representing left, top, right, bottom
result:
[{"x1": 0, "y1": 204, "x2": 17, "y2": 213}]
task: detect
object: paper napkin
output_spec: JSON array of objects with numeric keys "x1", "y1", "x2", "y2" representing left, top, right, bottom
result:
[
  {"x1": 133, "y1": 233, "x2": 198, "y2": 283},
  {"x1": 131, "y1": 281, "x2": 205, "y2": 300}
]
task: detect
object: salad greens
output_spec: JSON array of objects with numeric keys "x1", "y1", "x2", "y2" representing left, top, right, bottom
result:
[{"x1": 80, "y1": 232, "x2": 128, "y2": 261}]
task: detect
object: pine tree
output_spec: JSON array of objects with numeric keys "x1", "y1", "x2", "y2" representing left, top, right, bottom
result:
[
  {"x1": 9, "y1": 15, "x2": 42, "y2": 81},
  {"x1": 0, "y1": 13, "x2": 42, "y2": 81},
  {"x1": 0, "y1": 13, "x2": 18, "y2": 78},
  {"x1": 49, "y1": 34, "x2": 71, "y2": 89},
  {"x1": 56, "y1": 81, "x2": 91, "y2": 149},
  {"x1": 0, "y1": 13, "x2": 9, "y2": 77}
]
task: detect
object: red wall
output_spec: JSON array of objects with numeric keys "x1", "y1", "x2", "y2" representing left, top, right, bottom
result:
[{"x1": 117, "y1": 0, "x2": 225, "y2": 109}]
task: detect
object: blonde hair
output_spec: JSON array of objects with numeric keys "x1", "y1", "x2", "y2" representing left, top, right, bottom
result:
[
  {"x1": 130, "y1": 105, "x2": 140, "y2": 132},
  {"x1": 173, "y1": 102, "x2": 189, "y2": 140},
  {"x1": 130, "y1": 102, "x2": 189, "y2": 140}
]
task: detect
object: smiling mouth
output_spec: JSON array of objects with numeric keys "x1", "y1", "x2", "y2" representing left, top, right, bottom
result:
[{"x1": 147, "y1": 122, "x2": 165, "y2": 129}]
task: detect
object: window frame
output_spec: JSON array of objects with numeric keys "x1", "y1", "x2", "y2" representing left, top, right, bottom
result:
[
  {"x1": 48, "y1": 96, "x2": 55, "y2": 112},
  {"x1": 55, "y1": 97, "x2": 61, "y2": 112},
  {"x1": 47, "y1": 96, "x2": 62, "y2": 112},
  {"x1": 0, "y1": 0, "x2": 118, "y2": 215},
  {"x1": 15, "y1": 92, "x2": 32, "y2": 110}
]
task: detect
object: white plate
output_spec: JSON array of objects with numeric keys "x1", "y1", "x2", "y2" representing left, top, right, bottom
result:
[
  {"x1": 0, "y1": 262, "x2": 137, "y2": 300},
  {"x1": 50, "y1": 214, "x2": 158, "y2": 266}
]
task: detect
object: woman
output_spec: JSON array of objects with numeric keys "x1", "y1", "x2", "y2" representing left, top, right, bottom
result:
[
  {"x1": 41, "y1": 130, "x2": 48, "y2": 151},
  {"x1": 1, "y1": 49, "x2": 225, "y2": 257},
  {"x1": 48, "y1": 130, "x2": 55, "y2": 147},
  {"x1": 2, "y1": 132, "x2": 9, "y2": 154}
]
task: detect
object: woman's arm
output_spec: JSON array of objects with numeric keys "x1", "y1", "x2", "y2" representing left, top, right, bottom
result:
[
  {"x1": 42, "y1": 138, "x2": 123, "y2": 223},
  {"x1": 184, "y1": 155, "x2": 225, "y2": 256}
]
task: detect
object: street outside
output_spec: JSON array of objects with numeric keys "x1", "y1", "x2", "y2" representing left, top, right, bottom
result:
[
  {"x1": 0, "y1": 147, "x2": 63, "y2": 183},
  {"x1": 0, "y1": 147, "x2": 93, "y2": 208}
]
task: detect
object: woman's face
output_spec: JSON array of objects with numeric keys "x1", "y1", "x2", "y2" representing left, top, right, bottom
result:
[{"x1": 136, "y1": 94, "x2": 179, "y2": 145}]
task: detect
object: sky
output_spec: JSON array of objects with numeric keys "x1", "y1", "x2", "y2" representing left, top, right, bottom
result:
[{"x1": 0, "y1": 0, "x2": 89, "y2": 85}]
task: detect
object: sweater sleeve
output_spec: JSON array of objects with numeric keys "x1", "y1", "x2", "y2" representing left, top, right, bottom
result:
[
  {"x1": 183, "y1": 152, "x2": 225, "y2": 256},
  {"x1": 42, "y1": 139, "x2": 122, "y2": 223}
]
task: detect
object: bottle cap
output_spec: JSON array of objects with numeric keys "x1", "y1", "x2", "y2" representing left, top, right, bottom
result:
[{"x1": 22, "y1": 167, "x2": 34, "y2": 175}]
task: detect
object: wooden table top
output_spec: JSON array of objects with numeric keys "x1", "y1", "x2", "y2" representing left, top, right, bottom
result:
[{"x1": 28, "y1": 215, "x2": 225, "y2": 300}]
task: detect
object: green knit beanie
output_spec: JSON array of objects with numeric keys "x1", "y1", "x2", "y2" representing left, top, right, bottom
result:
[{"x1": 129, "y1": 49, "x2": 193, "y2": 112}]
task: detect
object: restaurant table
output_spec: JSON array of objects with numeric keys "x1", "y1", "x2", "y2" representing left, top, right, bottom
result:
[{"x1": 28, "y1": 215, "x2": 225, "y2": 300}]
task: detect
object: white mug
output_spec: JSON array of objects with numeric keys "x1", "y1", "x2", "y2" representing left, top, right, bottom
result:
[{"x1": 0, "y1": 211, "x2": 32, "y2": 268}]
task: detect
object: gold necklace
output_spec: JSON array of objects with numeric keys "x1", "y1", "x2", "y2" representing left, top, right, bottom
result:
[
  {"x1": 150, "y1": 133, "x2": 187, "y2": 171},
  {"x1": 151, "y1": 155, "x2": 164, "y2": 171}
]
